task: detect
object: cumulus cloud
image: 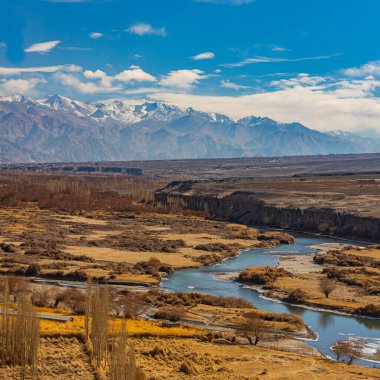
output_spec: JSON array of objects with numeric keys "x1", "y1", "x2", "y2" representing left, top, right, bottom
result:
[
  {"x1": 115, "y1": 66, "x2": 156, "y2": 83},
  {"x1": 52, "y1": 65, "x2": 156, "y2": 94},
  {"x1": 190, "y1": 52, "x2": 215, "y2": 60},
  {"x1": 150, "y1": 79, "x2": 380, "y2": 135},
  {"x1": 24, "y1": 40, "x2": 61, "y2": 53},
  {"x1": 84, "y1": 69, "x2": 114, "y2": 87},
  {"x1": 343, "y1": 61, "x2": 380, "y2": 77},
  {"x1": 159, "y1": 69, "x2": 209, "y2": 89},
  {"x1": 0, "y1": 78, "x2": 46, "y2": 96},
  {"x1": 126, "y1": 23, "x2": 166, "y2": 37},
  {"x1": 53, "y1": 72, "x2": 122, "y2": 94},
  {"x1": 89, "y1": 32, "x2": 103, "y2": 39}
]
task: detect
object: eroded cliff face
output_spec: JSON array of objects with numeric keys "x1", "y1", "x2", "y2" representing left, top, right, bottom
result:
[{"x1": 155, "y1": 185, "x2": 380, "y2": 242}]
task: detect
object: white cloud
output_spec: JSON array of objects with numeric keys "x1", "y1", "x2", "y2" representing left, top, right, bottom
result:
[
  {"x1": 190, "y1": 52, "x2": 215, "y2": 60},
  {"x1": 0, "y1": 65, "x2": 80, "y2": 76},
  {"x1": 24, "y1": 40, "x2": 61, "y2": 53},
  {"x1": 343, "y1": 61, "x2": 380, "y2": 77},
  {"x1": 115, "y1": 66, "x2": 156, "y2": 83},
  {"x1": 53, "y1": 72, "x2": 122, "y2": 94},
  {"x1": 221, "y1": 80, "x2": 249, "y2": 90},
  {"x1": 0, "y1": 78, "x2": 46, "y2": 96},
  {"x1": 150, "y1": 84, "x2": 380, "y2": 135},
  {"x1": 223, "y1": 54, "x2": 340, "y2": 68},
  {"x1": 84, "y1": 69, "x2": 114, "y2": 87},
  {"x1": 272, "y1": 46, "x2": 291, "y2": 52},
  {"x1": 89, "y1": 32, "x2": 103, "y2": 39},
  {"x1": 126, "y1": 23, "x2": 166, "y2": 37},
  {"x1": 270, "y1": 73, "x2": 327, "y2": 89},
  {"x1": 159, "y1": 69, "x2": 209, "y2": 89}
]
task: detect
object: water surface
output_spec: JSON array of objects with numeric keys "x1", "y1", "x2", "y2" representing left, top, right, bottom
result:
[{"x1": 160, "y1": 233, "x2": 380, "y2": 367}]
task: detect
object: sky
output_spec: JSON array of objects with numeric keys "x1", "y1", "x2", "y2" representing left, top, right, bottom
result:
[{"x1": 1, "y1": 0, "x2": 380, "y2": 136}]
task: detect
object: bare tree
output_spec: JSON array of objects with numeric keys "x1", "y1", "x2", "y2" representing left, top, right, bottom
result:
[
  {"x1": 52, "y1": 289, "x2": 68, "y2": 308},
  {"x1": 319, "y1": 277, "x2": 337, "y2": 299},
  {"x1": 61, "y1": 288, "x2": 86, "y2": 314},
  {"x1": 332, "y1": 340, "x2": 362, "y2": 364},
  {"x1": 238, "y1": 316, "x2": 266, "y2": 345},
  {"x1": 86, "y1": 283, "x2": 110, "y2": 368},
  {"x1": 110, "y1": 291, "x2": 147, "y2": 319},
  {"x1": 6, "y1": 276, "x2": 29, "y2": 302},
  {"x1": 108, "y1": 319, "x2": 145, "y2": 380},
  {"x1": 0, "y1": 282, "x2": 40, "y2": 379}
]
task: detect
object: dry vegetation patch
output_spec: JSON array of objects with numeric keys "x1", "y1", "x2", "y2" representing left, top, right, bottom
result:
[{"x1": 132, "y1": 336, "x2": 380, "y2": 380}]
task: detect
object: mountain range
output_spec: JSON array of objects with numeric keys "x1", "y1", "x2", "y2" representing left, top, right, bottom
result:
[{"x1": 0, "y1": 94, "x2": 379, "y2": 163}]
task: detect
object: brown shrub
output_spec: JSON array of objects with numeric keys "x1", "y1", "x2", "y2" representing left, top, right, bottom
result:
[
  {"x1": 31, "y1": 289, "x2": 52, "y2": 307},
  {"x1": 238, "y1": 267, "x2": 291, "y2": 285},
  {"x1": 179, "y1": 360, "x2": 198, "y2": 375},
  {"x1": 284, "y1": 288, "x2": 307, "y2": 304},
  {"x1": 145, "y1": 289, "x2": 253, "y2": 309},
  {"x1": 133, "y1": 257, "x2": 173, "y2": 277},
  {"x1": 356, "y1": 304, "x2": 380, "y2": 318},
  {"x1": 154, "y1": 306, "x2": 186, "y2": 322}
]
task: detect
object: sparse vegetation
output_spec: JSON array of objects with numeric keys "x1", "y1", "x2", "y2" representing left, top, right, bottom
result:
[
  {"x1": 319, "y1": 277, "x2": 337, "y2": 298},
  {"x1": 332, "y1": 340, "x2": 363, "y2": 364},
  {"x1": 0, "y1": 281, "x2": 40, "y2": 379},
  {"x1": 238, "y1": 267, "x2": 292, "y2": 285},
  {"x1": 284, "y1": 288, "x2": 307, "y2": 304},
  {"x1": 238, "y1": 315, "x2": 266, "y2": 345}
]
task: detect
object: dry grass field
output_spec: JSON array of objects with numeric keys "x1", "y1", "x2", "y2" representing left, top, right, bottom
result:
[{"x1": 0, "y1": 205, "x2": 291, "y2": 285}]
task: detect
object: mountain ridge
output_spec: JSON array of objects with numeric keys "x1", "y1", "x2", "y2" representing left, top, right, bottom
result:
[{"x1": 0, "y1": 94, "x2": 379, "y2": 163}]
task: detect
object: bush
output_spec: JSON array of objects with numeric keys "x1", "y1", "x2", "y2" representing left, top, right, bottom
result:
[
  {"x1": 284, "y1": 289, "x2": 307, "y2": 304},
  {"x1": 356, "y1": 304, "x2": 380, "y2": 317},
  {"x1": 145, "y1": 289, "x2": 253, "y2": 309},
  {"x1": 31, "y1": 289, "x2": 52, "y2": 307},
  {"x1": 133, "y1": 257, "x2": 173, "y2": 277},
  {"x1": 154, "y1": 306, "x2": 186, "y2": 322},
  {"x1": 179, "y1": 361, "x2": 197, "y2": 375},
  {"x1": 239, "y1": 267, "x2": 291, "y2": 285},
  {"x1": 25, "y1": 263, "x2": 41, "y2": 276}
]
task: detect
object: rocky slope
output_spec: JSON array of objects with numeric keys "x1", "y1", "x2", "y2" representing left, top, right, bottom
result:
[
  {"x1": 0, "y1": 94, "x2": 380, "y2": 162},
  {"x1": 155, "y1": 181, "x2": 380, "y2": 242}
]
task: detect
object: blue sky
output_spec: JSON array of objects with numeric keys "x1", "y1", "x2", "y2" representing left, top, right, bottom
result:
[{"x1": 1, "y1": 0, "x2": 380, "y2": 136}]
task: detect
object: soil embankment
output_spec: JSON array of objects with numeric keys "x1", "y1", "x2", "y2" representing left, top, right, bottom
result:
[{"x1": 155, "y1": 179, "x2": 380, "y2": 242}]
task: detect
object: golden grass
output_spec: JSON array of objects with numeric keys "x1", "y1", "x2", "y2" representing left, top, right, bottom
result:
[
  {"x1": 344, "y1": 247, "x2": 380, "y2": 259},
  {"x1": 273, "y1": 273, "x2": 379, "y2": 310},
  {"x1": 64, "y1": 245, "x2": 200, "y2": 268},
  {"x1": 133, "y1": 336, "x2": 380, "y2": 380},
  {"x1": 37, "y1": 308, "x2": 199, "y2": 338}
]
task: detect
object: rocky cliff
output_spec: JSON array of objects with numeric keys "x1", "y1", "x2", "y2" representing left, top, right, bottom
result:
[{"x1": 155, "y1": 183, "x2": 380, "y2": 242}]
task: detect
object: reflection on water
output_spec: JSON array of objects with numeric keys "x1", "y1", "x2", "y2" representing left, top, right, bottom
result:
[
  {"x1": 160, "y1": 233, "x2": 380, "y2": 368},
  {"x1": 318, "y1": 312, "x2": 334, "y2": 329}
]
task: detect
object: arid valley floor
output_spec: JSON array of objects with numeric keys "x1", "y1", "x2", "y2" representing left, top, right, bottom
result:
[{"x1": 0, "y1": 154, "x2": 379, "y2": 379}]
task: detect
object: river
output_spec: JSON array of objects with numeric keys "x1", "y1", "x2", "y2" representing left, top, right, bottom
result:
[{"x1": 159, "y1": 232, "x2": 380, "y2": 368}]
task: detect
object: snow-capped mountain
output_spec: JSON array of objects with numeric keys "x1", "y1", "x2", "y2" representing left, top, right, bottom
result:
[{"x1": 0, "y1": 94, "x2": 379, "y2": 163}]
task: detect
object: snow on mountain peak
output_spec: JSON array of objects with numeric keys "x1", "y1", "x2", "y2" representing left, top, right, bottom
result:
[{"x1": 0, "y1": 94, "x2": 28, "y2": 103}]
